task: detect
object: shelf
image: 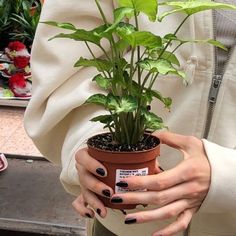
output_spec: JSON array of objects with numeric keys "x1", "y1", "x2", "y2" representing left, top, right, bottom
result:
[{"x1": 0, "y1": 98, "x2": 29, "y2": 107}]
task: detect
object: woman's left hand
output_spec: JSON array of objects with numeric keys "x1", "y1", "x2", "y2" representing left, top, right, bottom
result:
[{"x1": 111, "y1": 132, "x2": 211, "y2": 236}]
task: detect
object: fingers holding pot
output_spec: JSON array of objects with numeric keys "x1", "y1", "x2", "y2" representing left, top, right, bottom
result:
[
  {"x1": 72, "y1": 189, "x2": 107, "y2": 219},
  {"x1": 75, "y1": 147, "x2": 107, "y2": 178},
  {"x1": 77, "y1": 164, "x2": 114, "y2": 198}
]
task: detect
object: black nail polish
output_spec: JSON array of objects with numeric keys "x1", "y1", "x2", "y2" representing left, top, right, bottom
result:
[
  {"x1": 102, "y1": 189, "x2": 111, "y2": 197},
  {"x1": 96, "y1": 208, "x2": 101, "y2": 215},
  {"x1": 124, "y1": 218, "x2": 137, "y2": 224},
  {"x1": 159, "y1": 166, "x2": 164, "y2": 171},
  {"x1": 111, "y1": 197, "x2": 123, "y2": 203},
  {"x1": 116, "y1": 181, "x2": 128, "y2": 187},
  {"x1": 96, "y1": 168, "x2": 105, "y2": 176},
  {"x1": 120, "y1": 209, "x2": 127, "y2": 215},
  {"x1": 85, "y1": 213, "x2": 92, "y2": 218}
]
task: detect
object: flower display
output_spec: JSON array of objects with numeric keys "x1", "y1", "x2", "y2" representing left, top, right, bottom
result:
[
  {"x1": 9, "y1": 73, "x2": 26, "y2": 88},
  {"x1": 13, "y1": 56, "x2": 30, "y2": 69},
  {"x1": 8, "y1": 41, "x2": 26, "y2": 51},
  {"x1": 0, "y1": 41, "x2": 32, "y2": 98}
]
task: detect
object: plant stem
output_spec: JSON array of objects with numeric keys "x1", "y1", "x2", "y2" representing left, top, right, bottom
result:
[
  {"x1": 98, "y1": 45, "x2": 111, "y2": 62},
  {"x1": 149, "y1": 15, "x2": 190, "y2": 90},
  {"x1": 171, "y1": 42, "x2": 183, "y2": 55},
  {"x1": 84, "y1": 41, "x2": 108, "y2": 78},
  {"x1": 120, "y1": 113, "x2": 130, "y2": 144},
  {"x1": 94, "y1": 0, "x2": 108, "y2": 26},
  {"x1": 158, "y1": 15, "x2": 189, "y2": 60},
  {"x1": 131, "y1": 49, "x2": 147, "y2": 78}
]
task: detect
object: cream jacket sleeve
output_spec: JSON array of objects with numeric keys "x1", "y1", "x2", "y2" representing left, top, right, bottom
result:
[
  {"x1": 199, "y1": 140, "x2": 236, "y2": 213},
  {"x1": 24, "y1": 0, "x2": 114, "y2": 195}
]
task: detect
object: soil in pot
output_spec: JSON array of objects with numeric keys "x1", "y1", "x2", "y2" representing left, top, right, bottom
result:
[{"x1": 87, "y1": 133, "x2": 160, "y2": 209}]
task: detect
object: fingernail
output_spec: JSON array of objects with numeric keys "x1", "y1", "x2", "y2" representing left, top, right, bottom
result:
[
  {"x1": 85, "y1": 213, "x2": 92, "y2": 218},
  {"x1": 96, "y1": 168, "x2": 105, "y2": 176},
  {"x1": 96, "y1": 208, "x2": 101, "y2": 216},
  {"x1": 159, "y1": 166, "x2": 164, "y2": 171},
  {"x1": 116, "y1": 181, "x2": 128, "y2": 187},
  {"x1": 120, "y1": 209, "x2": 127, "y2": 215},
  {"x1": 124, "y1": 218, "x2": 137, "y2": 224},
  {"x1": 111, "y1": 197, "x2": 123, "y2": 203},
  {"x1": 102, "y1": 189, "x2": 111, "y2": 197}
]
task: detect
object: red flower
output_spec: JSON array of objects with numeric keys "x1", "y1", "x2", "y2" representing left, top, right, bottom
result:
[
  {"x1": 8, "y1": 41, "x2": 26, "y2": 51},
  {"x1": 9, "y1": 73, "x2": 26, "y2": 89},
  {"x1": 13, "y1": 56, "x2": 30, "y2": 69}
]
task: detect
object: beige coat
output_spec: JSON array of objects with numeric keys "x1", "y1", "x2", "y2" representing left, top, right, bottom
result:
[{"x1": 24, "y1": 0, "x2": 236, "y2": 235}]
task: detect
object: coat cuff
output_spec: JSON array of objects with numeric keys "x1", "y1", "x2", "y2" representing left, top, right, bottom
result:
[{"x1": 199, "y1": 139, "x2": 236, "y2": 213}]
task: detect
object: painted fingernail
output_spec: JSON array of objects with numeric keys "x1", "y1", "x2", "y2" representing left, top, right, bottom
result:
[
  {"x1": 96, "y1": 168, "x2": 105, "y2": 176},
  {"x1": 120, "y1": 209, "x2": 127, "y2": 215},
  {"x1": 102, "y1": 189, "x2": 111, "y2": 197},
  {"x1": 116, "y1": 181, "x2": 128, "y2": 187},
  {"x1": 124, "y1": 218, "x2": 137, "y2": 224},
  {"x1": 85, "y1": 213, "x2": 92, "y2": 218},
  {"x1": 96, "y1": 208, "x2": 101, "y2": 216},
  {"x1": 159, "y1": 166, "x2": 164, "y2": 171},
  {"x1": 111, "y1": 197, "x2": 123, "y2": 203}
]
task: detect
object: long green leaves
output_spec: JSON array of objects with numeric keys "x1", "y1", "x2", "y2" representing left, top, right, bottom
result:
[{"x1": 46, "y1": 0, "x2": 236, "y2": 145}]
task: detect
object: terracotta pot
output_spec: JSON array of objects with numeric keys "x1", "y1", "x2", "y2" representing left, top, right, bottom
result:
[{"x1": 87, "y1": 133, "x2": 160, "y2": 209}]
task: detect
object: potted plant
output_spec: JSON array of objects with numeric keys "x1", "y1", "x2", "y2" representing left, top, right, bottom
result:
[
  {"x1": 0, "y1": 0, "x2": 15, "y2": 50},
  {"x1": 44, "y1": 0, "x2": 236, "y2": 209},
  {"x1": 0, "y1": 0, "x2": 42, "y2": 50},
  {"x1": 10, "y1": 0, "x2": 42, "y2": 49}
]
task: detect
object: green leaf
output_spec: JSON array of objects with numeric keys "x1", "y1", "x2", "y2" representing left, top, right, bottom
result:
[
  {"x1": 118, "y1": 0, "x2": 158, "y2": 21},
  {"x1": 105, "y1": 7, "x2": 134, "y2": 33},
  {"x1": 118, "y1": 31, "x2": 162, "y2": 49},
  {"x1": 139, "y1": 58, "x2": 176, "y2": 74},
  {"x1": 49, "y1": 29, "x2": 101, "y2": 45},
  {"x1": 42, "y1": 21, "x2": 77, "y2": 30},
  {"x1": 159, "y1": 1, "x2": 236, "y2": 21},
  {"x1": 106, "y1": 94, "x2": 120, "y2": 110},
  {"x1": 141, "y1": 109, "x2": 166, "y2": 130},
  {"x1": 164, "y1": 34, "x2": 228, "y2": 51},
  {"x1": 116, "y1": 22, "x2": 136, "y2": 37},
  {"x1": 115, "y1": 39, "x2": 130, "y2": 53},
  {"x1": 74, "y1": 57, "x2": 112, "y2": 72},
  {"x1": 90, "y1": 115, "x2": 113, "y2": 124},
  {"x1": 117, "y1": 95, "x2": 138, "y2": 113},
  {"x1": 93, "y1": 24, "x2": 114, "y2": 40},
  {"x1": 92, "y1": 74, "x2": 110, "y2": 90},
  {"x1": 85, "y1": 94, "x2": 107, "y2": 106},
  {"x1": 107, "y1": 94, "x2": 138, "y2": 113},
  {"x1": 48, "y1": 24, "x2": 109, "y2": 45},
  {"x1": 149, "y1": 49, "x2": 180, "y2": 66},
  {"x1": 146, "y1": 89, "x2": 172, "y2": 109},
  {"x1": 195, "y1": 39, "x2": 227, "y2": 51},
  {"x1": 130, "y1": 81, "x2": 141, "y2": 97}
]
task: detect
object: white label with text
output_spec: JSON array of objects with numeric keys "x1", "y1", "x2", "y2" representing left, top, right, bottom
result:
[{"x1": 115, "y1": 168, "x2": 148, "y2": 193}]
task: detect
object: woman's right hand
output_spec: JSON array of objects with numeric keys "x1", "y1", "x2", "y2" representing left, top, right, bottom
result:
[{"x1": 72, "y1": 147, "x2": 113, "y2": 219}]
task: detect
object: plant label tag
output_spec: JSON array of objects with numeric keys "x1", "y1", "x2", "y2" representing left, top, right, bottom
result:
[{"x1": 115, "y1": 167, "x2": 148, "y2": 193}]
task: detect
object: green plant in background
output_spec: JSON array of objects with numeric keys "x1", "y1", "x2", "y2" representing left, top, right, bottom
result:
[
  {"x1": 44, "y1": 0, "x2": 236, "y2": 146},
  {"x1": 0, "y1": 0, "x2": 41, "y2": 50},
  {"x1": 0, "y1": 0, "x2": 15, "y2": 48},
  {"x1": 10, "y1": 0, "x2": 41, "y2": 47}
]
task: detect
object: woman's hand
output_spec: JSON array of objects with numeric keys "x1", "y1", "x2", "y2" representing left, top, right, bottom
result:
[
  {"x1": 111, "y1": 132, "x2": 211, "y2": 236},
  {"x1": 72, "y1": 148, "x2": 113, "y2": 219}
]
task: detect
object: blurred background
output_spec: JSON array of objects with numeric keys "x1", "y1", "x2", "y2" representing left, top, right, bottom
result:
[{"x1": 0, "y1": 1, "x2": 86, "y2": 235}]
